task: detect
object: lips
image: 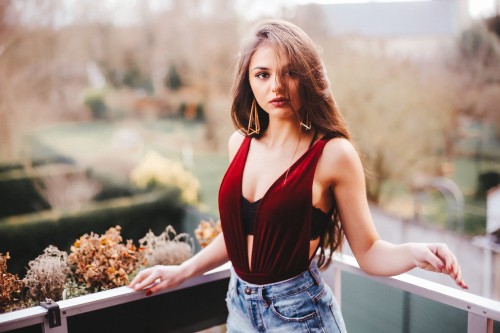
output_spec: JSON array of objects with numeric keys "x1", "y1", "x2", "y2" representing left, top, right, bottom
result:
[
  {"x1": 269, "y1": 97, "x2": 289, "y2": 107},
  {"x1": 269, "y1": 97, "x2": 288, "y2": 103}
]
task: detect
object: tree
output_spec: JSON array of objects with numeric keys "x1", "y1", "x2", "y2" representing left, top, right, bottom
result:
[
  {"x1": 0, "y1": 0, "x2": 15, "y2": 160},
  {"x1": 324, "y1": 38, "x2": 458, "y2": 204},
  {"x1": 455, "y1": 16, "x2": 500, "y2": 127},
  {"x1": 165, "y1": 64, "x2": 183, "y2": 91}
]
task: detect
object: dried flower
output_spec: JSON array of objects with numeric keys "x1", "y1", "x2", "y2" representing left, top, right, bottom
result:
[
  {"x1": 0, "y1": 253, "x2": 26, "y2": 313},
  {"x1": 139, "y1": 226, "x2": 194, "y2": 266},
  {"x1": 68, "y1": 226, "x2": 146, "y2": 291},
  {"x1": 23, "y1": 246, "x2": 70, "y2": 302},
  {"x1": 130, "y1": 151, "x2": 200, "y2": 205},
  {"x1": 62, "y1": 280, "x2": 90, "y2": 300},
  {"x1": 194, "y1": 219, "x2": 222, "y2": 248}
]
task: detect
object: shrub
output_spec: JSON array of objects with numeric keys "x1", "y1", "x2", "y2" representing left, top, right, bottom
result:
[
  {"x1": 130, "y1": 151, "x2": 200, "y2": 205},
  {"x1": 0, "y1": 162, "x2": 24, "y2": 173},
  {"x1": 476, "y1": 171, "x2": 500, "y2": 199},
  {"x1": 164, "y1": 64, "x2": 183, "y2": 91},
  {"x1": 68, "y1": 226, "x2": 146, "y2": 291},
  {"x1": 194, "y1": 219, "x2": 221, "y2": 248},
  {"x1": 34, "y1": 167, "x2": 102, "y2": 210},
  {"x1": 0, "y1": 190, "x2": 184, "y2": 276},
  {"x1": 0, "y1": 170, "x2": 50, "y2": 218},
  {"x1": 0, "y1": 224, "x2": 194, "y2": 311},
  {"x1": 84, "y1": 89, "x2": 108, "y2": 120},
  {"x1": 139, "y1": 225, "x2": 194, "y2": 266},
  {"x1": 195, "y1": 103, "x2": 205, "y2": 122},
  {"x1": 0, "y1": 253, "x2": 26, "y2": 313},
  {"x1": 62, "y1": 280, "x2": 90, "y2": 300},
  {"x1": 23, "y1": 246, "x2": 70, "y2": 302}
]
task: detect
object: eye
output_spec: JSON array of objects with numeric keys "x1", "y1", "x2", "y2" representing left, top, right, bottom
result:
[
  {"x1": 255, "y1": 72, "x2": 269, "y2": 79},
  {"x1": 286, "y1": 70, "x2": 298, "y2": 77}
]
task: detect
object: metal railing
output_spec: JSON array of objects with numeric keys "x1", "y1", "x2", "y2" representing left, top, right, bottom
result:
[
  {"x1": 327, "y1": 254, "x2": 500, "y2": 333},
  {"x1": 0, "y1": 264, "x2": 232, "y2": 333},
  {"x1": 1, "y1": 255, "x2": 499, "y2": 333}
]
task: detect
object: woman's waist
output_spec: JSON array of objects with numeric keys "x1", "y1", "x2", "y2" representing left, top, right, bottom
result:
[
  {"x1": 245, "y1": 235, "x2": 321, "y2": 262},
  {"x1": 231, "y1": 260, "x2": 322, "y2": 299}
]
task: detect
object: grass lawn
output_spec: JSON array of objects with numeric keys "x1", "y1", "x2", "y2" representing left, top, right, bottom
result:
[{"x1": 28, "y1": 119, "x2": 228, "y2": 216}]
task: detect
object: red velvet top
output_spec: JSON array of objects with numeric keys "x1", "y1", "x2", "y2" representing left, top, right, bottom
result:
[{"x1": 218, "y1": 135, "x2": 332, "y2": 284}]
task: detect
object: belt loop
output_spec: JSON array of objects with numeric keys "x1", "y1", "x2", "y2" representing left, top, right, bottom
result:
[
  {"x1": 234, "y1": 277, "x2": 241, "y2": 296},
  {"x1": 233, "y1": 272, "x2": 240, "y2": 296},
  {"x1": 309, "y1": 263, "x2": 322, "y2": 286},
  {"x1": 260, "y1": 288, "x2": 271, "y2": 307}
]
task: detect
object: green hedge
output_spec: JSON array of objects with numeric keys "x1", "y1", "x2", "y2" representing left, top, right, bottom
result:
[
  {"x1": 0, "y1": 157, "x2": 75, "y2": 173},
  {"x1": 0, "y1": 169, "x2": 50, "y2": 218},
  {"x1": 0, "y1": 165, "x2": 143, "y2": 218},
  {"x1": 0, "y1": 189, "x2": 185, "y2": 277},
  {"x1": 0, "y1": 162, "x2": 24, "y2": 173}
]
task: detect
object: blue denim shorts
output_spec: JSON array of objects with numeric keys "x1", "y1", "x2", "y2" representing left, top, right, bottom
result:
[{"x1": 225, "y1": 261, "x2": 347, "y2": 332}]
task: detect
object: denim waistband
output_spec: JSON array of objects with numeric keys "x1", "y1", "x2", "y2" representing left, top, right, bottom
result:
[{"x1": 230, "y1": 260, "x2": 323, "y2": 301}]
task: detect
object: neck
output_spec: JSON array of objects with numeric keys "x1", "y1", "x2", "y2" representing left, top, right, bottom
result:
[
  {"x1": 261, "y1": 118, "x2": 304, "y2": 149},
  {"x1": 260, "y1": 119, "x2": 316, "y2": 150}
]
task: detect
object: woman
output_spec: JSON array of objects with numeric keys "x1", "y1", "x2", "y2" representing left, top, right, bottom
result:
[{"x1": 130, "y1": 20, "x2": 467, "y2": 332}]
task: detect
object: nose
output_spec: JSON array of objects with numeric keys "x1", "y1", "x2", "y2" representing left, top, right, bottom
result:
[{"x1": 271, "y1": 75, "x2": 283, "y2": 93}]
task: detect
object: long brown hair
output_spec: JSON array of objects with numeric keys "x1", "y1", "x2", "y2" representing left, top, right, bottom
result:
[{"x1": 230, "y1": 19, "x2": 351, "y2": 268}]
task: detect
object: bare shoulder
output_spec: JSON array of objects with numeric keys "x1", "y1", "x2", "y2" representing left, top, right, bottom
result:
[
  {"x1": 228, "y1": 130, "x2": 246, "y2": 161},
  {"x1": 319, "y1": 137, "x2": 364, "y2": 181},
  {"x1": 323, "y1": 137, "x2": 360, "y2": 163}
]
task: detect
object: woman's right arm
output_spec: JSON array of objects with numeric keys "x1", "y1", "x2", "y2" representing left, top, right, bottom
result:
[
  {"x1": 130, "y1": 131, "x2": 245, "y2": 295},
  {"x1": 129, "y1": 232, "x2": 228, "y2": 295}
]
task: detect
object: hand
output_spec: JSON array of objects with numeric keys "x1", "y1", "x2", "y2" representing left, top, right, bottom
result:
[
  {"x1": 129, "y1": 265, "x2": 187, "y2": 295},
  {"x1": 410, "y1": 243, "x2": 468, "y2": 290}
]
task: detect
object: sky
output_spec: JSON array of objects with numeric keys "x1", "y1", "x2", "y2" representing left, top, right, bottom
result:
[
  {"x1": 14, "y1": 0, "x2": 499, "y2": 28},
  {"x1": 295, "y1": 0, "x2": 497, "y2": 19},
  {"x1": 102, "y1": 0, "x2": 500, "y2": 24},
  {"x1": 466, "y1": 0, "x2": 497, "y2": 18},
  {"x1": 239, "y1": 0, "x2": 498, "y2": 22}
]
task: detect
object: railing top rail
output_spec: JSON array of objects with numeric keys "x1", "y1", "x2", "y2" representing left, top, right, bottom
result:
[
  {"x1": 331, "y1": 253, "x2": 500, "y2": 322},
  {"x1": 0, "y1": 263, "x2": 231, "y2": 332},
  {"x1": 2, "y1": 257, "x2": 499, "y2": 331}
]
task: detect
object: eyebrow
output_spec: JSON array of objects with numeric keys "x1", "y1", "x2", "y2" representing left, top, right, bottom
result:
[
  {"x1": 251, "y1": 66, "x2": 269, "y2": 71},
  {"x1": 250, "y1": 65, "x2": 292, "y2": 72}
]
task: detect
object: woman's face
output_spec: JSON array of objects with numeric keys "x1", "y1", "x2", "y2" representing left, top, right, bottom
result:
[{"x1": 248, "y1": 44, "x2": 301, "y2": 121}]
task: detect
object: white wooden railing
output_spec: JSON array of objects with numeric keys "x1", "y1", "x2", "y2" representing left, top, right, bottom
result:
[
  {"x1": 327, "y1": 254, "x2": 500, "y2": 333},
  {"x1": 1, "y1": 255, "x2": 499, "y2": 333}
]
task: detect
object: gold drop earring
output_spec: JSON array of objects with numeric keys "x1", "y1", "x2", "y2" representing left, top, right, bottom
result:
[
  {"x1": 247, "y1": 99, "x2": 261, "y2": 135},
  {"x1": 300, "y1": 113, "x2": 311, "y2": 130}
]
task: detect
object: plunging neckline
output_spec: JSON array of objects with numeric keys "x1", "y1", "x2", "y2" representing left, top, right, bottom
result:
[
  {"x1": 241, "y1": 136, "x2": 322, "y2": 205},
  {"x1": 240, "y1": 137, "x2": 324, "y2": 272}
]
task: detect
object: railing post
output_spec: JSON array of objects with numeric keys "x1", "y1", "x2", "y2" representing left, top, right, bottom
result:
[
  {"x1": 40, "y1": 299, "x2": 68, "y2": 333},
  {"x1": 42, "y1": 317, "x2": 68, "y2": 333},
  {"x1": 332, "y1": 264, "x2": 342, "y2": 308},
  {"x1": 467, "y1": 312, "x2": 493, "y2": 333}
]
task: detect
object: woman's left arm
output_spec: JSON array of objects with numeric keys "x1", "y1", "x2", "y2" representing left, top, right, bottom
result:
[{"x1": 323, "y1": 139, "x2": 467, "y2": 289}]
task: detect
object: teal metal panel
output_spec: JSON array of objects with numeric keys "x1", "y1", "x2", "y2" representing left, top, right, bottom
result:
[
  {"x1": 342, "y1": 272, "x2": 405, "y2": 333},
  {"x1": 341, "y1": 272, "x2": 470, "y2": 333},
  {"x1": 407, "y1": 291, "x2": 467, "y2": 333}
]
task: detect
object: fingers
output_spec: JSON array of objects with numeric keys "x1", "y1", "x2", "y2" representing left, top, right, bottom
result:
[
  {"x1": 419, "y1": 245, "x2": 445, "y2": 271},
  {"x1": 129, "y1": 266, "x2": 162, "y2": 291},
  {"x1": 454, "y1": 265, "x2": 467, "y2": 289},
  {"x1": 147, "y1": 279, "x2": 172, "y2": 294},
  {"x1": 427, "y1": 243, "x2": 468, "y2": 290},
  {"x1": 432, "y1": 243, "x2": 454, "y2": 271},
  {"x1": 450, "y1": 256, "x2": 468, "y2": 290},
  {"x1": 129, "y1": 265, "x2": 185, "y2": 296}
]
